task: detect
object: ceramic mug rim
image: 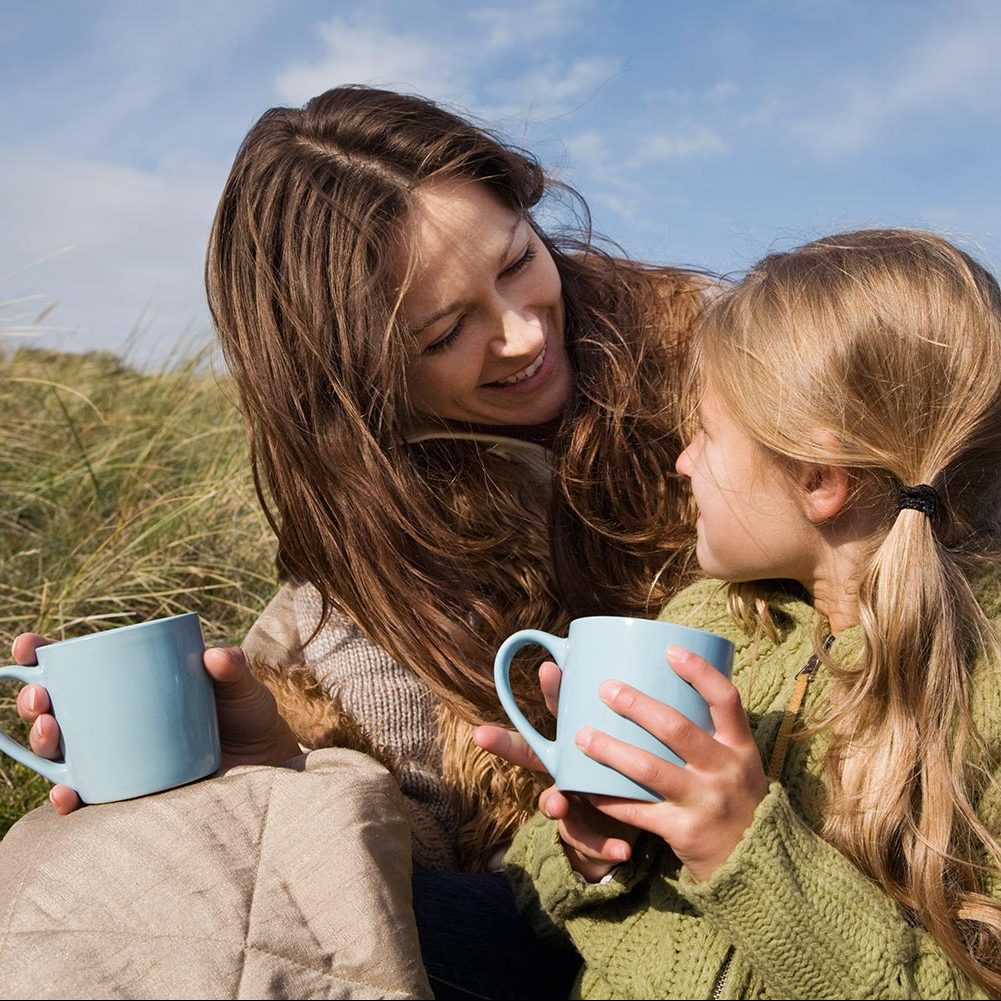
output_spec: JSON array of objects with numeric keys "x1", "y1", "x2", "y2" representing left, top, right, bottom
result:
[
  {"x1": 567, "y1": 615, "x2": 722, "y2": 636},
  {"x1": 38, "y1": 612, "x2": 199, "y2": 654}
]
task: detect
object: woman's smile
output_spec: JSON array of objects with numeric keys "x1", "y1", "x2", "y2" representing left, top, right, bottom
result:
[{"x1": 488, "y1": 340, "x2": 548, "y2": 387}]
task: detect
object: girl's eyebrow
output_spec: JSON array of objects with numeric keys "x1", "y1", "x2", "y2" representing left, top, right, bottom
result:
[{"x1": 412, "y1": 217, "x2": 522, "y2": 334}]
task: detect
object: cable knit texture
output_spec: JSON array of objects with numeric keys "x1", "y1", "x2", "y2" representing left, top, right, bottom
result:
[{"x1": 505, "y1": 571, "x2": 1001, "y2": 999}]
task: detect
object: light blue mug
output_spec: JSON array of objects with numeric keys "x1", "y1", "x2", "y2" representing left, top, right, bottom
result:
[
  {"x1": 494, "y1": 617, "x2": 734, "y2": 801},
  {"x1": 0, "y1": 612, "x2": 221, "y2": 803}
]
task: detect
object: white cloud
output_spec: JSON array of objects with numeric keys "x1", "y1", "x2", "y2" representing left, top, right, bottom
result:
[
  {"x1": 275, "y1": 18, "x2": 467, "y2": 105},
  {"x1": 563, "y1": 122, "x2": 726, "y2": 186},
  {"x1": 592, "y1": 190, "x2": 641, "y2": 224},
  {"x1": 647, "y1": 81, "x2": 738, "y2": 107},
  {"x1": 564, "y1": 129, "x2": 609, "y2": 161},
  {"x1": 705, "y1": 81, "x2": 738, "y2": 102},
  {"x1": 483, "y1": 56, "x2": 621, "y2": 120},
  {"x1": 273, "y1": 5, "x2": 619, "y2": 122},
  {"x1": 635, "y1": 127, "x2": 728, "y2": 163},
  {"x1": 793, "y1": 7, "x2": 1001, "y2": 156},
  {"x1": 468, "y1": 0, "x2": 586, "y2": 51},
  {"x1": 0, "y1": 151, "x2": 223, "y2": 359}
]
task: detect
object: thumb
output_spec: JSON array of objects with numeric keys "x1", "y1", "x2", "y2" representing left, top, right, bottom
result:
[{"x1": 203, "y1": 646, "x2": 254, "y2": 690}]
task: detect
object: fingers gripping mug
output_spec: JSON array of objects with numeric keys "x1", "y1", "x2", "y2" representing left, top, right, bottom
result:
[
  {"x1": 0, "y1": 613, "x2": 221, "y2": 803},
  {"x1": 494, "y1": 617, "x2": 734, "y2": 801}
]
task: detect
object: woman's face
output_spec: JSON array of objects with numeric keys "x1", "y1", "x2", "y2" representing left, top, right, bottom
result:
[{"x1": 402, "y1": 177, "x2": 572, "y2": 426}]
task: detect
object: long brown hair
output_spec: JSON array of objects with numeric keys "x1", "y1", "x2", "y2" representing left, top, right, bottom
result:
[
  {"x1": 697, "y1": 229, "x2": 1001, "y2": 992},
  {"x1": 206, "y1": 86, "x2": 701, "y2": 858}
]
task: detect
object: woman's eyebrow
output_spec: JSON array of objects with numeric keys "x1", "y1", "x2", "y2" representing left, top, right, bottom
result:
[
  {"x1": 413, "y1": 218, "x2": 522, "y2": 334},
  {"x1": 414, "y1": 301, "x2": 464, "y2": 336},
  {"x1": 496, "y1": 215, "x2": 522, "y2": 268}
]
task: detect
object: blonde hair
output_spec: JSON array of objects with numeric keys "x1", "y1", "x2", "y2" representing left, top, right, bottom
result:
[{"x1": 696, "y1": 229, "x2": 1001, "y2": 991}]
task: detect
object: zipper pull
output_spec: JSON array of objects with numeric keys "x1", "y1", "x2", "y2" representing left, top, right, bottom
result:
[
  {"x1": 797, "y1": 634, "x2": 834, "y2": 677},
  {"x1": 798, "y1": 652, "x2": 821, "y2": 678}
]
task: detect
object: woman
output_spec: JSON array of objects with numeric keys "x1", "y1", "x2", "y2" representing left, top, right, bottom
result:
[{"x1": 14, "y1": 84, "x2": 704, "y2": 993}]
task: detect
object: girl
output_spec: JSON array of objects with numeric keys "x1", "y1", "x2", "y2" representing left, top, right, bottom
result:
[{"x1": 497, "y1": 229, "x2": 1001, "y2": 998}]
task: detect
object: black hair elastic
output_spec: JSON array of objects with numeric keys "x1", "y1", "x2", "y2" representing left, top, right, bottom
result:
[{"x1": 897, "y1": 483, "x2": 941, "y2": 522}]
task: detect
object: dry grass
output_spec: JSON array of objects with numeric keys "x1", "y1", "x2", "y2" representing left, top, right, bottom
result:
[{"x1": 0, "y1": 345, "x2": 277, "y2": 835}]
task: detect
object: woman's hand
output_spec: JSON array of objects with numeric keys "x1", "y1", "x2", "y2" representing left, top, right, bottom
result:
[
  {"x1": 13, "y1": 634, "x2": 80, "y2": 813},
  {"x1": 474, "y1": 660, "x2": 640, "y2": 882},
  {"x1": 13, "y1": 633, "x2": 301, "y2": 814},
  {"x1": 576, "y1": 645, "x2": 768, "y2": 883}
]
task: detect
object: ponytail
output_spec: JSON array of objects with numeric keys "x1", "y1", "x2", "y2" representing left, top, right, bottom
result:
[
  {"x1": 695, "y1": 229, "x2": 1001, "y2": 992},
  {"x1": 823, "y1": 496, "x2": 1001, "y2": 992}
]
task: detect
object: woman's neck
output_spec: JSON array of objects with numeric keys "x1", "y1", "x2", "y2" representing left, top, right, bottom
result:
[{"x1": 445, "y1": 416, "x2": 563, "y2": 447}]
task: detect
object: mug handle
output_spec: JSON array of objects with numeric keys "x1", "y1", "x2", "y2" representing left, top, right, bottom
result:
[
  {"x1": 493, "y1": 629, "x2": 570, "y2": 776},
  {"x1": 0, "y1": 664, "x2": 71, "y2": 786}
]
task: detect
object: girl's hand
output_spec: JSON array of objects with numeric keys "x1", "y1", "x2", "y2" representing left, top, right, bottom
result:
[
  {"x1": 538, "y1": 784, "x2": 638, "y2": 882},
  {"x1": 577, "y1": 645, "x2": 767, "y2": 883},
  {"x1": 474, "y1": 659, "x2": 563, "y2": 772},
  {"x1": 474, "y1": 660, "x2": 640, "y2": 882},
  {"x1": 13, "y1": 633, "x2": 301, "y2": 814}
]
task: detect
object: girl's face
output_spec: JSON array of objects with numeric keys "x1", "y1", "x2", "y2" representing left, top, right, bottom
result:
[
  {"x1": 676, "y1": 385, "x2": 817, "y2": 583},
  {"x1": 402, "y1": 177, "x2": 572, "y2": 426}
]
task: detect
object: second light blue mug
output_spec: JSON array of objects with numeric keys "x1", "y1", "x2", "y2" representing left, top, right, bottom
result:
[
  {"x1": 494, "y1": 616, "x2": 734, "y2": 801},
  {"x1": 0, "y1": 612, "x2": 221, "y2": 803}
]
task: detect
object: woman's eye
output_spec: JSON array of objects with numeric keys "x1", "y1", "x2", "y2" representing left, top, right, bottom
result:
[
  {"x1": 504, "y1": 242, "x2": 536, "y2": 277},
  {"x1": 424, "y1": 316, "x2": 465, "y2": 355},
  {"x1": 421, "y1": 241, "x2": 536, "y2": 356}
]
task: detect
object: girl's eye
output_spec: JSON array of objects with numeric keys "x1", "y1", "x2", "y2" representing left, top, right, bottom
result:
[
  {"x1": 424, "y1": 316, "x2": 465, "y2": 355},
  {"x1": 504, "y1": 242, "x2": 536, "y2": 277},
  {"x1": 686, "y1": 417, "x2": 706, "y2": 445}
]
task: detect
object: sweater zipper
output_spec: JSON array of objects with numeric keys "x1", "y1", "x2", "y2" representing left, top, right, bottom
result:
[
  {"x1": 711, "y1": 637, "x2": 833, "y2": 999},
  {"x1": 711, "y1": 948, "x2": 734, "y2": 999}
]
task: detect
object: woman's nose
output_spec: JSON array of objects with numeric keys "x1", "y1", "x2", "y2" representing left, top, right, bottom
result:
[{"x1": 489, "y1": 305, "x2": 543, "y2": 358}]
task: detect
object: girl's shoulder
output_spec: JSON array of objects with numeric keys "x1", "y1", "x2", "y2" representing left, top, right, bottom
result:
[
  {"x1": 657, "y1": 576, "x2": 736, "y2": 635},
  {"x1": 967, "y1": 561, "x2": 1001, "y2": 739},
  {"x1": 657, "y1": 576, "x2": 820, "y2": 663}
]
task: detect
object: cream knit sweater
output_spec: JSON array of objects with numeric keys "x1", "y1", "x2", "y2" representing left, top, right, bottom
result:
[
  {"x1": 244, "y1": 581, "x2": 461, "y2": 870},
  {"x1": 242, "y1": 431, "x2": 553, "y2": 873}
]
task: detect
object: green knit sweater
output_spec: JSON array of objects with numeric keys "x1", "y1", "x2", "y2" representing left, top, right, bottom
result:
[{"x1": 505, "y1": 573, "x2": 1001, "y2": 999}]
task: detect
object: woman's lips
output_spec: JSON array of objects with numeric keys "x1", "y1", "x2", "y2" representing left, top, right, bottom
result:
[
  {"x1": 491, "y1": 342, "x2": 547, "y2": 386},
  {"x1": 485, "y1": 337, "x2": 556, "y2": 393}
]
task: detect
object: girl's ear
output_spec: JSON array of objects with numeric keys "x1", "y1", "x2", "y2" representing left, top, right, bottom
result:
[{"x1": 798, "y1": 462, "x2": 851, "y2": 524}]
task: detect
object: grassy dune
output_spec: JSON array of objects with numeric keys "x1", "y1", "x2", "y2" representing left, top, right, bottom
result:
[{"x1": 0, "y1": 346, "x2": 277, "y2": 835}]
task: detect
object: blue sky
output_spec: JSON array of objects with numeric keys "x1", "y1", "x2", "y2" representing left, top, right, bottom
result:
[{"x1": 3, "y1": 0, "x2": 1000, "y2": 361}]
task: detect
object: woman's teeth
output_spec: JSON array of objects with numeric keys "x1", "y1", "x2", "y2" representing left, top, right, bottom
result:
[{"x1": 495, "y1": 344, "x2": 546, "y2": 386}]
